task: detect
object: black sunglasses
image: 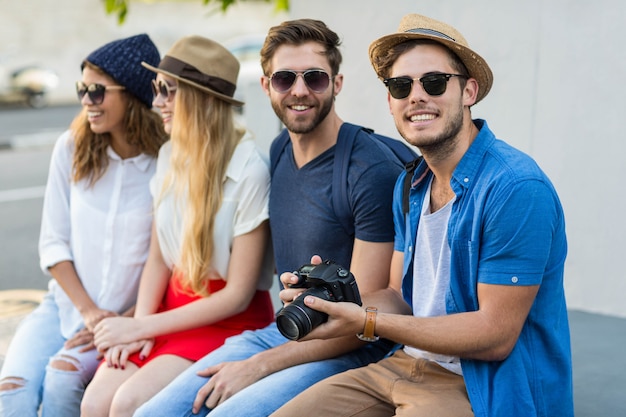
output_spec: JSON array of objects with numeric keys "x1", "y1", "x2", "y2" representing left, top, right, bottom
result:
[
  {"x1": 151, "y1": 79, "x2": 177, "y2": 101},
  {"x1": 269, "y1": 70, "x2": 333, "y2": 93},
  {"x1": 383, "y1": 73, "x2": 466, "y2": 99},
  {"x1": 76, "y1": 82, "x2": 125, "y2": 104}
]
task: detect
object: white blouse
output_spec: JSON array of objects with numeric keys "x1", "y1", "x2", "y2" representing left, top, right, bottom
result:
[
  {"x1": 150, "y1": 134, "x2": 274, "y2": 291},
  {"x1": 39, "y1": 130, "x2": 157, "y2": 338}
]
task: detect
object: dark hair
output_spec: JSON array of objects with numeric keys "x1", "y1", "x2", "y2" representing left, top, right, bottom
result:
[
  {"x1": 376, "y1": 39, "x2": 469, "y2": 82},
  {"x1": 260, "y1": 19, "x2": 342, "y2": 76}
]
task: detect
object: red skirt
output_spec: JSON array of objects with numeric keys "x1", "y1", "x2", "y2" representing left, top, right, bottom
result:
[{"x1": 127, "y1": 272, "x2": 274, "y2": 367}]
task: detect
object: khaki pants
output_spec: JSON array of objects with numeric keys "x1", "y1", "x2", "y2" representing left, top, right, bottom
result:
[{"x1": 272, "y1": 349, "x2": 473, "y2": 417}]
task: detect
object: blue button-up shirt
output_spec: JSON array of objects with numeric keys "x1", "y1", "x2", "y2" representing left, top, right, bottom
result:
[{"x1": 393, "y1": 119, "x2": 573, "y2": 417}]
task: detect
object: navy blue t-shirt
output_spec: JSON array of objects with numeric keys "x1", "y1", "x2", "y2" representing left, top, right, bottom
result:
[{"x1": 269, "y1": 125, "x2": 403, "y2": 276}]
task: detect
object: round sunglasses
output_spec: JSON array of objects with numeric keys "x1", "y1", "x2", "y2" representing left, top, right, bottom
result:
[
  {"x1": 76, "y1": 81, "x2": 125, "y2": 104},
  {"x1": 151, "y1": 79, "x2": 178, "y2": 101},
  {"x1": 383, "y1": 73, "x2": 466, "y2": 99},
  {"x1": 269, "y1": 69, "x2": 333, "y2": 93}
]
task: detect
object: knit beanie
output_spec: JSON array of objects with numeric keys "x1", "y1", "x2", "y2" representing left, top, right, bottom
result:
[{"x1": 82, "y1": 34, "x2": 160, "y2": 108}]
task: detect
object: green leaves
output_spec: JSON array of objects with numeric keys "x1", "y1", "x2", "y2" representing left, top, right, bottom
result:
[
  {"x1": 104, "y1": 0, "x2": 289, "y2": 25},
  {"x1": 104, "y1": 0, "x2": 128, "y2": 24},
  {"x1": 274, "y1": 0, "x2": 289, "y2": 12},
  {"x1": 204, "y1": 0, "x2": 236, "y2": 11}
]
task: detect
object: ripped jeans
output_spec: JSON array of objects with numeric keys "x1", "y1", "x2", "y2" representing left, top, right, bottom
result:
[{"x1": 0, "y1": 292, "x2": 100, "y2": 417}]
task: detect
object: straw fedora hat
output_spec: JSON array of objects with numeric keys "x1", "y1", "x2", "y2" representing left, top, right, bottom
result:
[
  {"x1": 142, "y1": 35, "x2": 244, "y2": 106},
  {"x1": 369, "y1": 14, "x2": 493, "y2": 104}
]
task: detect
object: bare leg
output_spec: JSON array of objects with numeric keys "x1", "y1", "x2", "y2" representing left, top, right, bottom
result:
[
  {"x1": 81, "y1": 360, "x2": 140, "y2": 417},
  {"x1": 109, "y1": 355, "x2": 192, "y2": 417}
]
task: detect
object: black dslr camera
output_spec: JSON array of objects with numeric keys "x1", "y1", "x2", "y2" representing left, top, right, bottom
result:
[{"x1": 275, "y1": 260, "x2": 362, "y2": 341}]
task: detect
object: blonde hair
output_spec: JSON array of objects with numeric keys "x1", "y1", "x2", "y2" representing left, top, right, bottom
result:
[
  {"x1": 160, "y1": 82, "x2": 242, "y2": 296},
  {"x1": 70, "y1": 62, "x2": 167, "y2": 185}
]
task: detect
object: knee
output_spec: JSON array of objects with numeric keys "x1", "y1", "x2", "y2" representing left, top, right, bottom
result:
[
  {"x1": 81, "y1": 397, "x2": 108, "y2": 417},
  {"x1": 0, "y1": 377, "x2": 26, "y2": 391},
  {"x1": 81, "y1": 384, "x2": 112, "y2": 417},
  {"x1": 109, "y1": 390, "x2": 141, "y2": 417},
  {"x1": 49, "y1": 354, "x2": 80, "y2": 372}
]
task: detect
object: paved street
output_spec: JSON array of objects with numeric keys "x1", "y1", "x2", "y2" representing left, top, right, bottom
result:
[{"x1": 0, "y1": 105, "x2": 77, "y2": 293}]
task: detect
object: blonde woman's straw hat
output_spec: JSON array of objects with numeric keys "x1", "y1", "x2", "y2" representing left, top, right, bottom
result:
[{"x1": 143, "y1": 35, "x2": 244, "y2": 106}]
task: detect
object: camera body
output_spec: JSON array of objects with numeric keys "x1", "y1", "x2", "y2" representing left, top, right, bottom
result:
[{"x1": 276, "y1": 260, "x2": 362, "y2": 341}]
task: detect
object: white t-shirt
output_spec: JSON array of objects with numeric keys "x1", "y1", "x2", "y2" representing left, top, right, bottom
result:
[
  {"x1": 39, "y1": 130, "x2": 157, "y2": 338},
  {"x1": 404, "y1": 178, "x2": 462, "y2": 375},
  {"x1": 150, "y1": 133, "x2": 274, "y2": 290}
]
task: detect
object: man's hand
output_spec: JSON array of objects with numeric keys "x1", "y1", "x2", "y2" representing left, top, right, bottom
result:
[
  {"x1": 278, "y1": 255, "x2": 323, "y2": 306},
  {"x1": 192, "y1": 359, "x2": 265, "y2": 413},
  {"x1": 82, "y1": 308, "x2": 117, "y2": 332},
  {"x1": 64, "y1": 328, "x2": 98, "y2": 354},
  {"x1": 298, "y1": 296, "x2": 367, "y2": 341}
]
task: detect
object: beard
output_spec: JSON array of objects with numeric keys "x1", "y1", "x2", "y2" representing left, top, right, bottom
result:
[
  {"x1": 271, "y1": 88, "x2": 335, "y2": 135},
  {"x1": 399, "y1": 101, "x2": 464, "y2": 158}
]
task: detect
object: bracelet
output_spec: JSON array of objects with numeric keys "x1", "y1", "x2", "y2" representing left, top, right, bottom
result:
[{"x1": 356, "y1": 307, "x2": 379, "y2": 342}]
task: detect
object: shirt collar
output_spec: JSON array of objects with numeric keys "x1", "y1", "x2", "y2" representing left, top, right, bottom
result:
[
  {"x1": 451, "y1": 119, "x2": 495, "y2": 190},
  {"x1": 106, "y1": 146, "x2": 154, "y2": 172}
]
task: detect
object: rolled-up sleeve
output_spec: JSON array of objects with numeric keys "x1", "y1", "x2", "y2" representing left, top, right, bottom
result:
[{"x1": 39, "y1": 131, "x2": 74, "y2": 274}]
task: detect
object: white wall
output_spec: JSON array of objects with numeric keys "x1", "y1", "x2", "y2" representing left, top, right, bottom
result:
[{"x1": 290, "y1": 0, "x2": 626, "y2": 318}]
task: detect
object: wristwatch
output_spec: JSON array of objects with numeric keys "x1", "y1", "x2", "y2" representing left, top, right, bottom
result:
[{"x1": 356, "y1": 307, "x2": 379, "y2": 342}]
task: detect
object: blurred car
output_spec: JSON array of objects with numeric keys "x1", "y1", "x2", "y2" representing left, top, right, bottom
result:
[{"x1": 0, "y1": 58, "x2": 59, "y2": 108}]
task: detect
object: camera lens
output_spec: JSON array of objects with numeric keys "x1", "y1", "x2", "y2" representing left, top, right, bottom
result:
[
  {"x1": 276, "y1": 303, "x2": 316, "y2": 340},
  {"x1": 276, "y1": 287, "x2": 330, "y2": 340}
]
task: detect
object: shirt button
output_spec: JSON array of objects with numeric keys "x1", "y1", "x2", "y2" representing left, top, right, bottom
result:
[
  {"x1": 511, "y1": 276, "x2": 519, "y2": 283},
  {"x1": 464, "y1": 177, "x2": 469, "y2": 183}
]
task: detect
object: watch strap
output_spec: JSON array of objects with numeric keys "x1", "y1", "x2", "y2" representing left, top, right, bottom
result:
[{"x1": 356, "y1": 307, "x2": 379, "y2": 342}]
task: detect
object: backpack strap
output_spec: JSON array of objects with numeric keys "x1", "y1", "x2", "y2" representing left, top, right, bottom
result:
[
  {"x1": 362, "y1": 127, "x2": 417, "y2": 166},
  {"x1": 332, "y1": 123, "x2": 360, "y2": 237},
  {"x1": 334, "y1": 122, "x2": 420, "y2": 237},
  {"x1": 269, "y1": 128, "x2": 291, "y2": 177},
  {"x1": 271, "y1": 123, "x2": 360, "y2": 237},
  {"x1": 402, "y1": 156, "x2": 423, "y2": 215},
  {"x1": 275, "y1": 122, "x2": 420, "y2": 236}
]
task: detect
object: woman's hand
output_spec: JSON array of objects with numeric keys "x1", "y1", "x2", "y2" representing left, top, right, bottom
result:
[
  {"x1": 103, "y1": 339, "x2": 154, "y2": 369},
  {"x1": 93, "y1": 316, "x2": 143, "y2": 351}
]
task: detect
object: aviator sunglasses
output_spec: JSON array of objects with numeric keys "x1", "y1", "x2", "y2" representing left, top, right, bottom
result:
[
  {"x1": 383, "y1": 73, "x2": 466, "y2": 99},
  {"x1": 76, "y1": 81, "x2": 125, "y2": 104},
  {"x1": 269, "y1": 69, "x2": 333, "y2": 93},
  {"x1": 151, "y1": 79, "x2": 178, "y2": 101}
]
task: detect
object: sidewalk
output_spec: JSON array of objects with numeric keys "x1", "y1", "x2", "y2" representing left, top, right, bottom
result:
[{"x1": 1, "y1": 291, "x2": 624, "y2": 416}]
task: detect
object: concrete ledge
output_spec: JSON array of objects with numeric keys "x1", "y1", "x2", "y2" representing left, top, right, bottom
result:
[
  {"x1": 0, "y1": 289, "x2": 45, "y2": 318},
  {"x1": 0, "y1": 289, "x2": 46, "y2": 369}
]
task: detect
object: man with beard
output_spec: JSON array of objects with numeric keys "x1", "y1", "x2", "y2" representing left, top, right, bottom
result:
[
  {"x1": 272, "y1": 13, "x2": 573, "y2": 417},
  {"x1": 134, "y1": 19, "x2": 408, "y2": 417}
]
